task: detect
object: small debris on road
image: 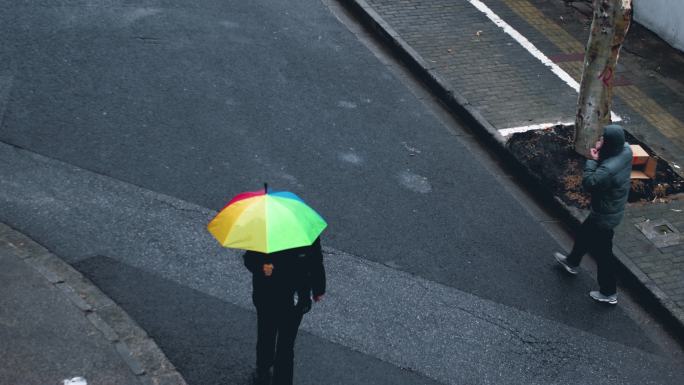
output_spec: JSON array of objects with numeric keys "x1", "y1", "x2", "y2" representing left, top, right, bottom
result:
[{"x1": 63, "y1": 377, "x2": 87, "y2": 385}]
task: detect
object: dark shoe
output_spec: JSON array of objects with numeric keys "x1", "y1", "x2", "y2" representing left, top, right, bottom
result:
[
  {"x1": 252, "y1": 368, "x2": 271, "y2": 385},
  {"x1": 554, "y1": 252, "x2": 578, "y2": 275},
  {"x1": 589, "y1": 291, "x2": 617, "y2": 305}
]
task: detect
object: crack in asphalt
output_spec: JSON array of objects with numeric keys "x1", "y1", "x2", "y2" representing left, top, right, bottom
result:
[{"x1": 150, "y1": 195, "x2": 211, "y2": 216}]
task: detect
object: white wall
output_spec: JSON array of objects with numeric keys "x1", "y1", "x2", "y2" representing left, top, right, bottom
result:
[{"x1": 634, "y1": 0, "x2": 684, "y2": 52}]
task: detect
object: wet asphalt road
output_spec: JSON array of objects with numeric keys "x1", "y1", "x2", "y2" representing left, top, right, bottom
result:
[{"x1": 0, "y1": 0, "x2": 682, "y2": 384}]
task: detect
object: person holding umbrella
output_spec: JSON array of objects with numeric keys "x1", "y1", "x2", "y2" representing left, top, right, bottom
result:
[
  {"x1": 243, "y1": 237, "x2": 325, "y2": 385},
  {"x1": 207, "y1": 184, "x2": 327, "y2": 385}
]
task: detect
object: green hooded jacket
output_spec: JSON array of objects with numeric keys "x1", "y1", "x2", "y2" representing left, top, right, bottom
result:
[{"x1": 582, "y1": 124, "x2": 633, "y2": 229}]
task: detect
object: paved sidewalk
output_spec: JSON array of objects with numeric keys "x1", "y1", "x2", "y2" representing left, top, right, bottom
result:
[
  {"x1": 344, "y1": 0, "x2": 684, "y2": 337},
  {"x1": 0, "y1": 223, "x2": 186, "y2": 385}
]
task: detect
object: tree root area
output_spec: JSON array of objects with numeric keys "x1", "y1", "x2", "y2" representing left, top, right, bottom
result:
[{"x1": 507, "y1": 125, "x2": 684, "y2": 209}]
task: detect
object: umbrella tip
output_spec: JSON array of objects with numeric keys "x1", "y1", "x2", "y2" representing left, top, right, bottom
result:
[{"x1": 264, "y1": 183, "x2": 268, "y2": 194}]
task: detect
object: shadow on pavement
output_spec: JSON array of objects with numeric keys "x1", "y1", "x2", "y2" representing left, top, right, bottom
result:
[{"x1": 74, "y1": 256, "x2": 442, "y2": 385}]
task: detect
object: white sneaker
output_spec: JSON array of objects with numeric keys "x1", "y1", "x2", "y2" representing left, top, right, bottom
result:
[
  {"x1": 554, "y1": 252, "x2": 578, "y2": 275},
  {"x1": 590, "y1": 291, "x2": 618, "y2": 305}
]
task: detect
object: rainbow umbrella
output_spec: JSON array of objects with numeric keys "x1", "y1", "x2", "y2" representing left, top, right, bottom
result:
[{"x1": 207, "y1": 185, "x2": 327, "y2": 253}]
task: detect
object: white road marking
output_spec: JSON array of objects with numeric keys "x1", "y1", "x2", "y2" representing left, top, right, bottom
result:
[
  {"x1": 466, "y1": 0, "x2": 622, "y2": 131},
  {"x1": 467, "y1": 0, "x2": 579, "y2": 90},
  {"x1": 498, "y1": 121, "x2": 573, "y2": 137},
  {"x1": 63, "y1": 377, "x2": 87, "y2": 385}
]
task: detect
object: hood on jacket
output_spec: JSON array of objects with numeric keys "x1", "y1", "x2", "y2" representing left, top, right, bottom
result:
[{"x1": 600, "y1": 124, "x2": 626, "y2": 159}]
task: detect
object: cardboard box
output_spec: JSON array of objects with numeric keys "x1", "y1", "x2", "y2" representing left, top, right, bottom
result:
[
  {"x1": 630, "y1": 144, "x2": 649, "y2": 165},
  {"x1": 629, "y1": 144, "x2": 657, "y2": 179}
]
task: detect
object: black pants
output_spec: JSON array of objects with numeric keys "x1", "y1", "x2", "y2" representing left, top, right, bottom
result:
[
  {"x1": 567, "y1": 216, "x2": 617, "y2": 296},
  {"x1": 256, "y1": 303, "x2": 303, "y2": 385}
]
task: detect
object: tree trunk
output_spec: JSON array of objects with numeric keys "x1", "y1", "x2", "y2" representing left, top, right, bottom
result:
[{"x1": 574, "y1": 0, "x2": 632, "y2": 157}]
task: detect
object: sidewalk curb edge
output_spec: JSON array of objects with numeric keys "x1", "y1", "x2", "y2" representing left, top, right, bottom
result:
[{"x1": 0, "y1": 222, "x2": 189, "y2": 385}]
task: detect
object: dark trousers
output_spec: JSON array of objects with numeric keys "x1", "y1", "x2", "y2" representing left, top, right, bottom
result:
[
  {"x1": 256, "y1": 303, "x2": 303, "y2": 385},
  {"x1": 567, "y1": 216, "x2": 617, "y2": 296}
]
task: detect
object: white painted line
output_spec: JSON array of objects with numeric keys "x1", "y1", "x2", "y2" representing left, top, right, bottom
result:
[
  {"x1": 498, "y1": 121, "x2": 573, "y2": 137},
  {"x1": 63, "y1": 378, "x2": 87, "y2": 385},
  {"x1": 499, "y1": 116, "x2": 622, "y2": 137},
  {"x1": 465, "y1": 0, "x2": 622, "y2": 122}
]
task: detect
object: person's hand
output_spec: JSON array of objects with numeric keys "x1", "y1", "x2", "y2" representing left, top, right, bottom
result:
[
  {"x1": 589, "y1": 147, "x2": 600, "y2": 161},
  {"x1": 262, "y1": 263, "x2": 274, "y2": 277},
  {"x1": 313, "y1": 294, "x2": 324, "y2": 302},
  {"x1": 589, "y1": 136, "x2": 603, "y2": 160},
  {"x1": 595, "y1": 137, "x2": 604, "y2": 150}
]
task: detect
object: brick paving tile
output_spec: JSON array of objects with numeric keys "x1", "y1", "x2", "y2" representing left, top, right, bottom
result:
[{"x1": 366, "y1": 0, "x2": 577, "y2": 129}]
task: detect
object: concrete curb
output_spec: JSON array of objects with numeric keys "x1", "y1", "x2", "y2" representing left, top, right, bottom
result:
[
  {"x1": 340, "y1": 0, "x2": 505, "y2": 146},
  {"x1": 0, "y1": 223, "x2": 188, "y2": 385},
  {"x1": 340, "y1": 0, "x2": 684, "y2": 342}
]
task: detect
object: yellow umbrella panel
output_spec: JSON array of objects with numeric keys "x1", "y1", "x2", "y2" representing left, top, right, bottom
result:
[{"x1": 208, "y1": 189, "x2": 327, "y2": 253}]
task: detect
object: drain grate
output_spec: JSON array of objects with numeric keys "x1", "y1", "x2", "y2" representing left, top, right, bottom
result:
[
  {"x1": 635, "y1": 219, "x2": 682, "y2": 248},
  {"x1": 654, "y1": 224, "x2": 674, "y2": 235}
]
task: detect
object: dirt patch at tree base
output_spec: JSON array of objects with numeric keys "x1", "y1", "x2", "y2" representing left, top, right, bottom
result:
[{"x1": 507, "y1": 125, "x2": 684, "y2": 209}]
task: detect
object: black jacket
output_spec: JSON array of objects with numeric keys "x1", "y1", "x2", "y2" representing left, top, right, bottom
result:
[{"x1": 243, "y1": 238, "x2": 326, "y2": 309}]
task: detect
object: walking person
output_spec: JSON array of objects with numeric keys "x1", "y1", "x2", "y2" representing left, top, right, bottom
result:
[
  {"x1": 206, "y1": 185, "x2": 328, "y2": 384},
  {"x1": 244, "y1": 237, "x2": 326, "y2": 385},
  {"x1": 554, "y1": 124, "x2": 632, "y2": 305}
]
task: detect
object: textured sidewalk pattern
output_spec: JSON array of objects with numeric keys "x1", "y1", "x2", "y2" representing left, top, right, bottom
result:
[
  {"x1": 487, "y1": 0, "x2": 684, "y2": 165},
  {"x1": 617, "y1": 202, "x2": 684, "y2": 320},
  {"x1": 359, "y1": 0, "x2": 684, "y2": 331},
  {"x1": 365, "y1": 0, "x2": 578, "y2": 129}
]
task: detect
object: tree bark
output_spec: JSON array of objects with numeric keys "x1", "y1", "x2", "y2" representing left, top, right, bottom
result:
[{"x1": 574, "y1": 0, "x2": 632, "y2": 157}]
